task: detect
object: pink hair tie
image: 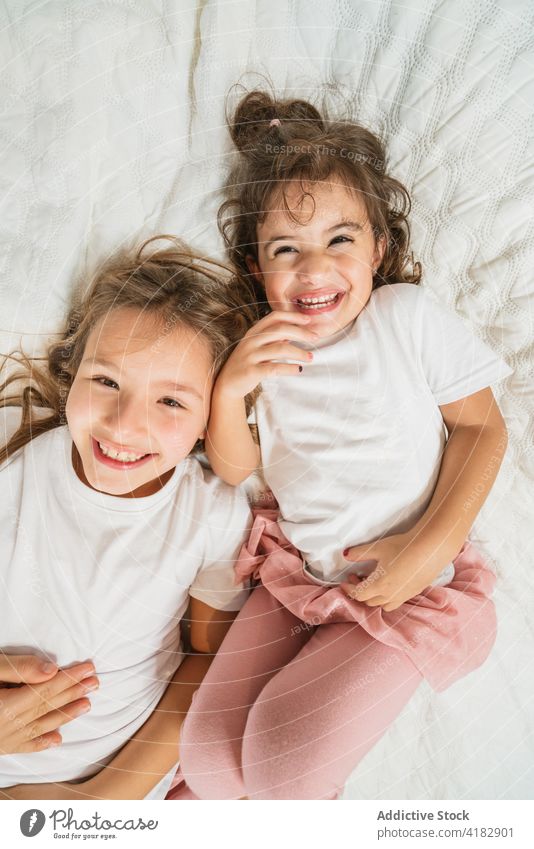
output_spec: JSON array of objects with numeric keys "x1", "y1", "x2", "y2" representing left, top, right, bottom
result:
[{"x1": 269, "y1": 118, "x2": 281, "y2": 127}]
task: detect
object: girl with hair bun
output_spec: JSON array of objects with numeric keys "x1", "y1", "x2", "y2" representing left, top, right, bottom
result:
[{"x1": 173, "y1": 90, "x2": 513, "y2": 801}]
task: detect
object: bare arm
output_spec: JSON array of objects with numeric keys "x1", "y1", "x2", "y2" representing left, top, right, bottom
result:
[
  {"x1": 408, "y1": 386, "x2": 509, "y2": 564},
  {"x1": 206, "y1": 389, "x2": 260, "y2": 485},
  {"x1": 1, "y1": 598, "x2": 238, "y2": 801},
  {"x1": 343, "y1": 387, "x2": 509, "y2": 610}
]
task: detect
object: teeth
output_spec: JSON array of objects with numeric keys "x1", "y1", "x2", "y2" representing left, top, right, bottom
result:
[
  {"x1": 98, "y1": 442, "x2": 146, "y2": 462},
  {"x1": 297, "y1": 293, "x2": 339, "y2": 307}
]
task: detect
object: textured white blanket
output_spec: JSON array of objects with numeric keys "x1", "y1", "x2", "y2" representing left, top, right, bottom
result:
[{"x1": 0, "y1": 0, "x2": 532, "y2": 799}]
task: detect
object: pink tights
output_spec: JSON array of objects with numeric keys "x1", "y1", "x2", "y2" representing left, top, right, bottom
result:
[{"x1": 179, "y1": 586, "x2": 423, "y2": 800}]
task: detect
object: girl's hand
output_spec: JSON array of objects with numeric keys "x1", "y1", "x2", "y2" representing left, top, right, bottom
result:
[
  {"x1": 340, "y1": 533, "x2": 447, "y2": 611},
  {"x1": 0, "y1": 654, "x2": 98, "y2": 755},
  {"x1": 216, "y1": 310, "x2": 319, "y2": 399}
]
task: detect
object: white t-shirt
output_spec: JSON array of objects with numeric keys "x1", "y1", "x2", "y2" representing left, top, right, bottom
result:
[
  {"x1": 255, "y1": 284, "x2": 512, "y2": 586},
  {"x1": 0, "y1": 408, "x2": 251, "y2": 795}
]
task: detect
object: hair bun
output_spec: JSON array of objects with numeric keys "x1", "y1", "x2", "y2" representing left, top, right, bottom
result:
[{"x1": 229, "y1": 90, "x2": 324, "y2": 151}]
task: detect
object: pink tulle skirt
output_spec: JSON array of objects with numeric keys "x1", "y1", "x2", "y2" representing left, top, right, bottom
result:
[{"x1": 234, "y1": 509, "x2": 498, "y2": 693}]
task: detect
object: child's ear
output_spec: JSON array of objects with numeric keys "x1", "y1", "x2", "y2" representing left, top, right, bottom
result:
[
  {"x1": 246, "y1": 254, "x2": 264, "y2": 284},
  {"x1": 373, "y1": 234, "x2": 386, "y2": 271}
]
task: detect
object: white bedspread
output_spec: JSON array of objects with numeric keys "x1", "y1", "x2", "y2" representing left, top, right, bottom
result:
[{"x1": 0, "y1": 0, "x2": 532, "y2": 799}]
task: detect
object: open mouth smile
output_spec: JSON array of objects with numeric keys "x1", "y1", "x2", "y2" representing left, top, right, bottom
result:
[
  {"x1": 292, "y1": 291, "x2": 344, "y2": 313},
  {"x1": 91, "y1": 437, "x2": 155, "y2": 470}
]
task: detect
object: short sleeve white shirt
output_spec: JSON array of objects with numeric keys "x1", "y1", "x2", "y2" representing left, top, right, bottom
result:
[
  {"x1": 255, "y1": 284, "x2": 512, "y2": 585},
  {"x1": 0, "y1": 409, "x2": 251, "y2": 792}
]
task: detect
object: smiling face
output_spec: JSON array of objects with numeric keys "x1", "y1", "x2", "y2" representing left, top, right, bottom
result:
[
  {"x1": 249, "y1": 180, "x2": 385, "y2": 338},
  {"x1": 66, "y1": 307, "x2": 214, "y2": 497}
]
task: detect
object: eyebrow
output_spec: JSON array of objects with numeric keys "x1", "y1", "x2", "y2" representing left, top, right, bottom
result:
[
  {"x1": 263, "y1": 220, "x2": 364, "y2": 248},
  {"x1": 82, "y1": 357, "x2": 203, "y2": 400},
  {"x1": 160, "y1": 382, "x2": 203, "y2": 400}
]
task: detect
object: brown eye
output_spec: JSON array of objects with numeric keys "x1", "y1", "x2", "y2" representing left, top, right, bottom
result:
[
  {"x1": 93, "y1": 377, "x2": 119, "y2": 390},
  {"x1": 273, "y1": 245, "x2": 297, "y2": 256},
  {"x1": 329, "y1": 236, "x2": 353, "y2": 246},
  {"x1": 160, "y1": 397, "x2": 186, "y2": 410}
]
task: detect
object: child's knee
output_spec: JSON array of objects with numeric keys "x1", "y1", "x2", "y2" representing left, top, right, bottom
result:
[
  {"x1": 242, "y1": 731, "x2": 341, "y2": 799},
  {"x1": 241, "y1": 699, "x2": 342, "y2": 800},
  {"x1": 179, "y1": 709, "x2": 243, "y2": 800}
]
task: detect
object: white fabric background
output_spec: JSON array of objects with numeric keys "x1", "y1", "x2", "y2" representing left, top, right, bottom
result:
[{"x1": 0, "y1": 0, "x2": 532, "y2": 799}]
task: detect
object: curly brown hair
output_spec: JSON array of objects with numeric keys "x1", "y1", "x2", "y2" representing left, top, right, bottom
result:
[
  {"x1": 218, "y1": 89, "x2": 421, "y2": 309},
  {"x1": 1, "y1": 236, "x2": 259, "y2": 464}
]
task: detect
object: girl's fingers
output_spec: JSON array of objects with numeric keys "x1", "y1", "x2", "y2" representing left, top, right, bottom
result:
[
  {"x1": 252, "y1": 310, "x2": 314, "y2": 330},
  {"x1": 14, "y1": 663, "x2": 96, "y2": 717},
  {"x1": 253, "y1": 342, "x2": 314, "y2": 364},
  {"x1": 24, "y1": 676, "x2": 99, "y2": 722},
  {"x1": 24, "y1": 698, "x2": 92, "y2": 743},
  {"x1": 10, "y1": 730, "x2": 63, "y2": 755},
  {"x1": 0, "y1": 653, "x2": 58, "y2": 684},
  {"x1": 0, "y1": 665, "x2": 97, "y2": 756},
  {"x1": 246, "y1": 321, "x2": 320, "y2": 346},
  {"x1": 340, "y1": 584, "x2": 387, "y2": 606},
  {"x1": 257, "y1": 362, "x2": 307, "y2": 379},
  {"x1": 247, "y1": 327, "x2": 319, "y2": 347}
]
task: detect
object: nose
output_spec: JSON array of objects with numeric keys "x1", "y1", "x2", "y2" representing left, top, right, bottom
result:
[
  {"x1": 296, "y1": 248, "x2": 332, "y2": 285},
  {"x1": 101, "y1": 393, "x2": 147, "y2": 446}
]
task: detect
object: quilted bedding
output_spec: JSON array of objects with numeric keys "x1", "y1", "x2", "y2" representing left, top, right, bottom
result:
[{"x1": 0, "y1": 0, "x2": 532, "y2": 798}]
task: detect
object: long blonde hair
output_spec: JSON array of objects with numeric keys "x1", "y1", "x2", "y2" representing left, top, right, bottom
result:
[{"x1": 1, "y1": 236, "x2": 258, "y2": 464}]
